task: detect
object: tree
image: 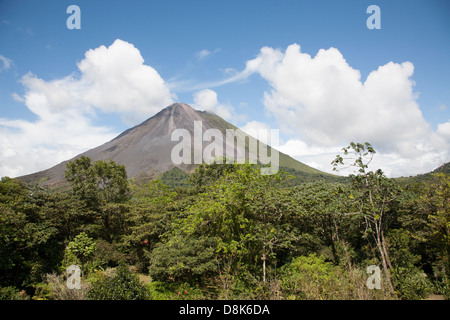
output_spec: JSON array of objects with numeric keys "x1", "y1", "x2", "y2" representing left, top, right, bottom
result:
[
  {"x1": 292, "y1": 181, "x2": 356, "y2": 267},
  {"x1": 419, "y1": 173, "x2": 449, "y2": 279},
  {"x1": 64, "y1": 156, "x2": 130, "y2": 209},
  {"x1": 245, "y1": 176, "x2": 299, "y2": 282},
  {"x1": 65, "y1": 232, "x2": 96, "y2": 298},
  {"x1": 65, "y1": 232, "x2": 96, "y2": 268},
  {"x1": 65, "y1": 157, "x2": 130, "y2": 242},
  {"x1": 332, "y1": 142, "x2": 401, "y2": 296},
  {"x1": 188, "y1": 161, "x2": 237, "y2": 192},
  {"x1": 148, "y1": 236, "x2": 218, "y2": 284},
  {"x1": 158, "y1": 167, "x2": 190, "y2": 188},
  {"x1": 125, "y1": 180, "x2": 179, "y2": 272},
  {"x1": 0, "y1": 178, "x2": 62, "y2": 290},
  {"x1": 180, "y1": 164, "x2": 296, "y2": 283}
]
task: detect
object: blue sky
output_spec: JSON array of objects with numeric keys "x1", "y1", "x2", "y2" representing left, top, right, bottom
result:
[{"x1": 0, "y1": 0, "x2": 449, "y2": 178}]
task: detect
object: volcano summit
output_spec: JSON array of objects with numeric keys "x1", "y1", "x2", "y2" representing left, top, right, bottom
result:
[{"x1": 19, "y1": 103, "x2": 331, "y2": 186}]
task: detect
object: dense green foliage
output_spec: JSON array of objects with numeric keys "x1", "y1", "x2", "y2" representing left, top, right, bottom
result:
[
  {"x1": 158, "y1": 167, "x2": 190, "y2": 188},
  {"x1": 0, "y1": 145, "x2": 448, "y2": 300},
  {"x1": 86, "y1": 262, "x2": 150, "y2": 300}
]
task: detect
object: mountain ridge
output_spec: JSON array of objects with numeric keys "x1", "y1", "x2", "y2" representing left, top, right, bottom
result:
[{"x1": 17, "y1": 102, "x2": 339, "y2": 187}]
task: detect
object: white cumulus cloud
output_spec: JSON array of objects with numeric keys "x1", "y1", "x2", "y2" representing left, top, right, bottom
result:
[
  {"x1": 192, "y1": 88, "x2": 239, "y2": 122},
  {"x1": 18, "y1": 39, "x2": 174, "y2": 125},
  {"x1": 240, "y1": 121, "x2": 273, "y2": 145},
  {"x1": 0, "y1": 39, "x2": 175, "y2": 178},
  {"x1": 0, "y1": 113, "x2": 115, "y2": 178},
  {"x1": 232, "y1": 44, "x2": 449, "y2": 176},
  {"x1": 437, "y1": 121, "x2": 450, "y2": 140}
]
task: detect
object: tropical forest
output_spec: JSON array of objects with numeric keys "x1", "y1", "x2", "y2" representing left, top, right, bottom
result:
[{"x1": 0, "y1": 142, "x2": 448, "y2": 300}]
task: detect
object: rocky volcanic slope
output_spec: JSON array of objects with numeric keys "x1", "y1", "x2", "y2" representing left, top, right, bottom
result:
[{"x1": 19, "y1": 103, "x2": 332, "y2": 187}]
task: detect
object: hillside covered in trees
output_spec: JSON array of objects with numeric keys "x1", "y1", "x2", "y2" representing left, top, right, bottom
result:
[{"x1": 0, "y1": 143, "x2": 448, "y2": 300}]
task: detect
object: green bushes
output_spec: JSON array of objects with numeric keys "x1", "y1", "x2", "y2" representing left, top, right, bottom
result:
[
  {"x1": 279, "y1": 254, "x2": 393, "y2": 300},
  {"x1": 146, "y1": 281, "x2": 204, "y2": 300},
  {"x1": 280, "y1": 254, "x2": 340, "y2": 300},
  {"x1": 393, "y1": 268, "x2": 433, "y2": 300},
  {"x1": 0, "y1": 286, "x2": 29, "y2": 300},
  {"x1": 86, "y1": 263, "x2": 150, "y2": 300},
  {"x1": 148, "y1": 236, "x2": 218, "y2": 284},
  {"x1": 33, "y1": 272, "x2": 87, "y2": 300}
]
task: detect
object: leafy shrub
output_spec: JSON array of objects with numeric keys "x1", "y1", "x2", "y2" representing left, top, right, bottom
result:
[
  {"x1": 64, "y1": 232, "x2": 96, "y2": 269},
  {"x1": 33, "y1": 272, "x2": 87, "y2": 300},
  {"x1": 146, "y1": 281, "x2": 204, "y2": 300},
  {"x1": 393, "y1": 267, "x2": 433, "y2": 300},
  {"x1": 148, "y1": 236, "x2": 218, "y2": 284},
  {"x1": 280, "y1": 254, "x2": 393, "y2": 300},
  {"x1": 280, "y1": 253, "x2": 341, "y2": 300},
  {"x1": 92, "y1": 239, "x2": 127, "y2": 269},
  {"x1": 86, "y1": 263, "x2": 150, "y2": 300},
  {"x1": 222, "y1": 273, "x2": 283, "y2": 300},
  {"x1": 432, "y1": 275, "x2": 449, "y2": 300},
  {"x1": 0, "y1": 286, "x2": 29, "y2": 300}
]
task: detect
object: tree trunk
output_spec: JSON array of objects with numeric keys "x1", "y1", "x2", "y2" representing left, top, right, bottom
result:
[
  {"x1": 262, "y1": 247, "x2": 266, "y2": 283},
  {"x1": 447, "y1": 242, "x2": 450, "y2": 278},
  {"x1": 381, "y1": 230, "x2": 394, "y2": 271},
  {"x1": 375, "y1": 225, "x2": 395, "y2": 296}
]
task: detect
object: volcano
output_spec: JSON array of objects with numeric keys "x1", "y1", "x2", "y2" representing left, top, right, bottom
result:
[{"x1": 19, "y1": 103, "x2": 333, "y2": 187}]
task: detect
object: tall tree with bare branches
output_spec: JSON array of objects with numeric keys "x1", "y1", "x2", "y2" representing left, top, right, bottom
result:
[{"x1": 332, "y1": 142, "x2": 401, "y2": 296}]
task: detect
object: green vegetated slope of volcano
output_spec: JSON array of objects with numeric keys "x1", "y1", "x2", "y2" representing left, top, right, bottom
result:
[
  {"x1": 18, "y1": 103, "x2": 342, "y2": 187},
  {"x1": 395, "y1": 161, "x2": 450, "y2": 185}
]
